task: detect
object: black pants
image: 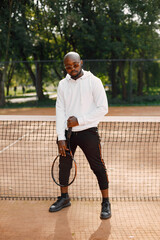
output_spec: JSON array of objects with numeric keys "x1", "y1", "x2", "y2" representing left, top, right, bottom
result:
[{"x1": 59, "y1": 127, "x2": 109, "y2": 190}]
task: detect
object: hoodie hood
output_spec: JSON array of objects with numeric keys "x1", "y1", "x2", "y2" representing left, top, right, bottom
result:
[
  {"x1": 65, "y1": 70, "x2": 92, "y2": 81},
  {"x1": 65, "y1": 70, "x2": 93, "y2": 105}
]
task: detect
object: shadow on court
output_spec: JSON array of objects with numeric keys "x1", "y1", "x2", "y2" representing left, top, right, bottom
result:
[{"x1": 0, "y1": 200, "x2": 159, "y2": 240}]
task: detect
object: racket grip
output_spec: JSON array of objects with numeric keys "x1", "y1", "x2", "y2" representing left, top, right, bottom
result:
[{"x1": 67, "y1": 127, "x2": 72, "y2": 139}]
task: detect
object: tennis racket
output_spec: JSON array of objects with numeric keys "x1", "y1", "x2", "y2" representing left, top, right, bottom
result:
[{"x1": 51, "y1": 127, "x2": 77, "y2": 187}]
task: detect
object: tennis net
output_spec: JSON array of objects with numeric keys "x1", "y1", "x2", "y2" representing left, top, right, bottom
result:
[{"x1": 0, "y1": 115, "x2": 159, "y2": 201}]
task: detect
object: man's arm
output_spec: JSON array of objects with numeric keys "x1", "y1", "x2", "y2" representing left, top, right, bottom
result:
[
  {"x1": 56, "y1": 83, "x2": 66, "y2": 141},
  {"x1": 56, "y1": 83, "x2": 69, "y2": 156}
]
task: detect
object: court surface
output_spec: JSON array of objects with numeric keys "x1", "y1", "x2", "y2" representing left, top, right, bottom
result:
[
  {"x1": 0, "y1": 106, "x2": 160, "y2": 240},
  {"x1": 0, "y1": 200, "x2": 159, "y2": 240},
  {"x1": 1, "y1": 106, "x2": 160, "y2": 116}
]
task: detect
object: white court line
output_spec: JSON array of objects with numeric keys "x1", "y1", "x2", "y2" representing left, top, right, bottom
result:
[{"x1": 0, "y1": 122, "x2": 46, "y2": 154}]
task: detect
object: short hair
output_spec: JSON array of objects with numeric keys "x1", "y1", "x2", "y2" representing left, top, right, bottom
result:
[{"x1": 64, "y1": 52, "x2": 81, "y2": 62}]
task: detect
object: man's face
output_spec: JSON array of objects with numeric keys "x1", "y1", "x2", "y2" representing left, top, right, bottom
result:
[{"x1": 64, "y1": 57, "x2": 83, "y2": 79}]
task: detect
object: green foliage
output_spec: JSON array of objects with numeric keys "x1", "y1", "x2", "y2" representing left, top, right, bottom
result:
[
  {"x1": 108, "y1": 94, "x2": 160, "y2": 106},
  {"x1": 0, "y1": 0, "x2": 160, "y2": 106},
  {"x1": 2, "y1": 98, "x2": 56, "y2": 109}
]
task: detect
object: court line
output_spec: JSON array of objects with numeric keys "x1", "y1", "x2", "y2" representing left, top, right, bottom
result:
[{"x1": 0, "y1": 122, "x2": 46, "y2": 153}]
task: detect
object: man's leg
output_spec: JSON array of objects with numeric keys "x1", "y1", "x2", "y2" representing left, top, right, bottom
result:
[
  {"x1": 49, "y1": 156, "x2": 72, "y2": 212},
  {"x1": 49, "y1": 132, "x2": 77, "y2": 212},
  {"x1": 100, "y1": 189, "x2": 111, "y2": 219},
  {"x1": 77, "y1": 128, "x2": 111, "y2": 219},
  {"x1": 61, "y1": 186, "x2": 68, "y2": 194},
  {"x1": 101, "y1": 189, "x2": 109, "y2": 198}
]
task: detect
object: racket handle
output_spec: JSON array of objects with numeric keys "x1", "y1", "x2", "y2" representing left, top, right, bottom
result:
[{"x1": 67, "y1": 127, "x2": 72, "y2": 139}]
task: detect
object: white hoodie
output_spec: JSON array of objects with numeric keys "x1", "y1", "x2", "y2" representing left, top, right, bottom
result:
[{"x1": 56, "y1": 70, "x2": 108, "y2": 140}]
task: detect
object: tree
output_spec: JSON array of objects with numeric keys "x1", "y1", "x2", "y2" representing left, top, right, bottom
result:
[
  {"x1": 0, "y1": 0, "x2": 160, "y2": 105},
  {"x1": 0, "y1": 0, "x2": 13, "y2": 106},
  {"x1": 125, "y1": 0, "x2": 160, "y2": 96}
]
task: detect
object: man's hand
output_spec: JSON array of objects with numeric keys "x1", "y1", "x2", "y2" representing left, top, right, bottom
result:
[
  {"x1": 58, "y1": 140, "x2": 69, "y2": 156},
  {"x1": 58, "y1": 116, "x2": 78, "y2": 156},
  {"x1": 67, "y1": 116, "x2": 79, "y2": 128}
]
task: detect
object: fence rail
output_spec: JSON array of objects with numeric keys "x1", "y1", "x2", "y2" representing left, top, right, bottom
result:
[{"x1": 0, "y1": 59, "x2": 160, "y2": 104}]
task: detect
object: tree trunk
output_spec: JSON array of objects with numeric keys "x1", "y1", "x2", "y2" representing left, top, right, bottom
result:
[
  {"x1": 22, "y1": 49, "x2": 45, "y2": 101},
  {"x1": 6, "y1": 62, "x2": 15, "y2": 96},
  {"x1": 145, "y1": 71, "x2": 149, "y2": 92},
  {"x1": 0, "y1": 69, "x2": 5, "y2": 107},
  {"x1": 137, "y1": 63, "x2": 144, "y2": 96},
  {"x1": 109, "y1": 61, "x2": 117, "y2": 98},
  {"x1": 6, "y1": 84, "x2": 10, "y2": 96},
  {"x1": 23, "y1": 61, "x2": 36, "y2": 87},
  {"x1": 35, "y1": 62, "x2": 45, "y2": 101},
  {"x1": 1, "y1": 0, "x2": 13, "y2": 106},
  {"x1": 118, "y1": 61, "x2": 127, "y2": 100}
]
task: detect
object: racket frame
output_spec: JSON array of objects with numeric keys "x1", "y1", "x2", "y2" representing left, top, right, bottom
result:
[{"x1": 51, "y1": 127, "x2": 77, "y2": 187}]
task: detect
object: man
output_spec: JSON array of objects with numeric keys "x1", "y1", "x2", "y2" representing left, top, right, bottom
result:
[{"x1": 49, "y1": 52, "x2": 111, "y2": 219}]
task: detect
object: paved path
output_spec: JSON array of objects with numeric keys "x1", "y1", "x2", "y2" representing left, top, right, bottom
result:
[{"x1": 8, "y1": 92, "x2": 57, "y2": 103}]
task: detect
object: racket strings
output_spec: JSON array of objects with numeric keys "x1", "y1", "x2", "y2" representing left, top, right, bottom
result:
[
  {"x1": 52, "y1": 152, "x2": 76, "y2": 187},
  {"x1": 52, "y1": 127, "x2": 77, "y2": 187}
]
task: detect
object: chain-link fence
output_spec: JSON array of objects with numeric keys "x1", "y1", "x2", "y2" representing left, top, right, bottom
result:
[
  {"x1": 1, "y1": 59, "x2": 160, "y2": 105},
  {"x1": 84, "y1": 59, "x2": 160, "y2": 104}
]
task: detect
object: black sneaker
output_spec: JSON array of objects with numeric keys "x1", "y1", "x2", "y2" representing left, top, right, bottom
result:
[
  {"x1": 49, "y1": 196, "x2": 71, "y2": 212},
  {"x1": 100, "y1": 201, "x2": 111, "y2": 219}
]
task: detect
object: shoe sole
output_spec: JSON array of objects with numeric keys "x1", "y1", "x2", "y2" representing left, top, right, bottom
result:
[
  {"x1": 100, "y1": 214, "x2": 111, "y2": 220},
  {"x1": 49, "y1": 202, "x2": 71, "y2": 212}
]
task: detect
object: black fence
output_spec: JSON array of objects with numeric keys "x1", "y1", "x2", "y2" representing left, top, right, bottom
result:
[{"x1": 1, "y1": 59, "x2": 160, "y2": 105}]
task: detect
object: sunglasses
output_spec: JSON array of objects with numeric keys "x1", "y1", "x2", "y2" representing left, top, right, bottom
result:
[{"x1": 64, "y1": 62, "x2": 80, "y2": 71}]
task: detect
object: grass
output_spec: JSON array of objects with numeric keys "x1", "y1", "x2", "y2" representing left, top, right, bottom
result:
[
  {"x1": 2, "y1": 98, "x2": 56, "y2": 108},
  {"x1": 1, "y1": 93, "x2": 160, "y2": 109},
  {"x1": 107, "y1": 92, "x2": 160, "y2": 106}
]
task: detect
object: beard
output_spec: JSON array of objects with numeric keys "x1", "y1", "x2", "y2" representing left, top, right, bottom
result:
[{"x1": 70, "y1": 69, "x2": 83, "y2": 80}]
